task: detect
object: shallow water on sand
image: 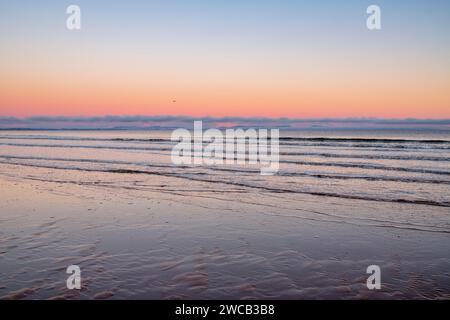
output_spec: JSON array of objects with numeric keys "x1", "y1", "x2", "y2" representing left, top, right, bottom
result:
[{"x1": 0, "y1": 130, "x2": 449, "y2": 299}]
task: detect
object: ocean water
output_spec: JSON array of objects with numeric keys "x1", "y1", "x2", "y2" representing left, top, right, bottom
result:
[
  {"x1": 0, "y1": 129, "x2": 449, "y2": 299},
  {"x1": 1, "y1": 129, "x2": 449, "y2": 207}
]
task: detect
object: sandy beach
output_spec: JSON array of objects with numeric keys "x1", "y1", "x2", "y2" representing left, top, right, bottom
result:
[{"x1": 0, "y1": 130, "x2": 449, "y2": 299}]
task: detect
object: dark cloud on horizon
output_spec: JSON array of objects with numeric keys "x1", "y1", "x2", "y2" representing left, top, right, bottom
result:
[{"x1": 0, "y1": 116, "x2": 449, "y2": 130}]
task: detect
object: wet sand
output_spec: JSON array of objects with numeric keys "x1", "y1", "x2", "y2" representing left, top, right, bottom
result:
[{"x1": 1, "y1": 165, "x2": 449, "y2": 299}]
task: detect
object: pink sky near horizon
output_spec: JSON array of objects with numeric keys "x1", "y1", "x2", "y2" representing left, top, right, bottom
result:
[
  {"x1": 1, "y1": 63, "x2": 449, "y2": 119},
  {"x1": 1, "y1": 45, "x2": 449, "y2": 119}
]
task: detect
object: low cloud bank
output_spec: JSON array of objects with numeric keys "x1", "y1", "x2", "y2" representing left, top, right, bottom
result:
[{"x1": 1, "y1": 116, "x2": 449, "y2": 130}]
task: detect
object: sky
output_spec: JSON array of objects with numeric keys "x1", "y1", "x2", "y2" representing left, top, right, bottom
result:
[{"x1": 0, "y1": 0, "x2": 449, "y2": 119}]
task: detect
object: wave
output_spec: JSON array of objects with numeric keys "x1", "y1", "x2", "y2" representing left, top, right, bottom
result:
[
  {"x1": 0, "y1": 142, "x2": 173, "y2": 152},
  {"x1": 2, "y1": 154, "x2": 450, "y2": 178},
  {"x1": 281, "y1": 142, "x2": 450, "y2": 150},
  {"x1": 0, "y1": 134, "x2": 168, "y2": 142},
  {"x1": 1, "y1": 160, "x2": 449, "y2": 208},
  {"x1": 284, "y1": 160, "x2": 450, "y2": 176},
  {"x1": 277, "y1": 172, "x2": 450, "y2": 185},
  {"x1": 1, "y1": 141, "x2": 449, "y2": 162},
  {"x1": 2, "y1": 135, "x2": 450, "y2": 145},
  {"x1": 279, "y1": 137, "x2": 450, "y2": 144},
  {"x1": 0, "y1": 155, "x2": 176, "y2": 169},
  {"x1": 282, "y1": 152, "x2": 449, "y2": 162},
  {"x1": 0, "y1": 155, "x2": 450, "y2": 184}
]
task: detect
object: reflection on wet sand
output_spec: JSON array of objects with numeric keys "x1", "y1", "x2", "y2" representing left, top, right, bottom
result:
[{"x1": 1, "y1": 168, "x2": 449, "y2": 299}]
